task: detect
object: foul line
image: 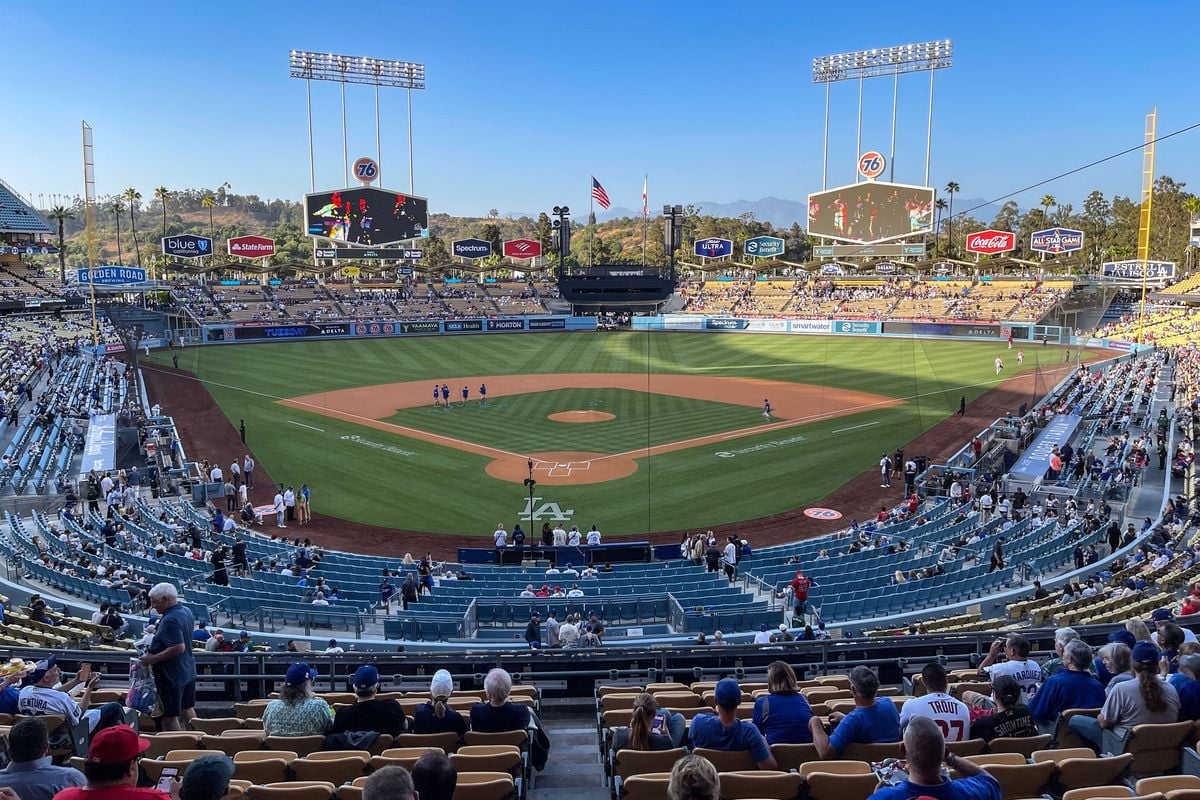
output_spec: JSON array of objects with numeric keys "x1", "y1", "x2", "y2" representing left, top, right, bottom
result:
[
  {"x1": 832, "y1": 421, "x2": 881, "y2": 435},
  {"x1": 287, "y1": 420, "x2": 326, "y2": 432}
]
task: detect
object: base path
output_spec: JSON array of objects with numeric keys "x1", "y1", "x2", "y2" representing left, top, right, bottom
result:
[
  {"x1": 279, "y1": 373, "x2": 900, "y2": 486},
  {"x1": 143, "y1": 351, "x2": 1113, "y2": 559}
]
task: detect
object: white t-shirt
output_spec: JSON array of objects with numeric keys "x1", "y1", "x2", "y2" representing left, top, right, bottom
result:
[
  {"x1": 493, "y1": 529, "x2": 507, "y2": 547},
  {"x1": 985, "y1": 659, "x2": 1044, "y2": 702},
  {"x1": 587, "y1": 530, "x2": 601, "y2": 546},
  {"x1": 723, "y1": 543, "x2": 737, "y2": 566},
  {"x1": 18, "y1": 686, "x2": 81, "y2": 724},
  {"x1": 567, "y1": 530, "x2": 581, "y2": 546},
  {"x1": 753, "y1": 630, "x2": 773, "y2": 644},
  {"x1": 899, "y1": 691, "x2": 971, "y2": 741}
]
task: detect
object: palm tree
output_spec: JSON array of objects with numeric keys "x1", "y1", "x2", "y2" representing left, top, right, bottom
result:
[
  {"x1": 46, "y1": 205, "x2": 75, "y2": 285},
  {"x1": 107, "y1": 199, "x2": 125, "y2": 264},
  {"x1": 944, "y1": 181, "x2": 960, "y2": 256},
  {"x1": 934, "y1": 198, "x2": 948, "y2": 246},
  {"x1": 1040, "y1": 194, "x2": 1056, "y2": 224},
  {"x1": 154, "y1": 186, "x2": 170, "y2": 239},
  {"x1": 201, "y1": 194, "x2": 217, "y2": 265},
  {"x1": 123, "y1": 187, "x2": 143, "y2": 269}
]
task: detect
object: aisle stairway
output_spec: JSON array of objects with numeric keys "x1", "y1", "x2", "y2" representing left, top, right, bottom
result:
[{"x1": 530, "y1": 707, "x2": 608, "y2": 800}]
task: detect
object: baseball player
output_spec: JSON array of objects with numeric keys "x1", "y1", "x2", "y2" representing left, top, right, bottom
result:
[
  {"x1": 1017, "y1": 349, "x2": 1025, "y2": 366},
  {"x1": 441, "y1": 384, "x2": 450, "y2": 407},
  {"x1": 762, "y1": 399, "x2": 772, "y2": 419},
  {"x1": 479, "y1": 383, "x2": 487, "y2": 406},
  {"x1": 461, "y1": 386, "x2": 469, "y2": 407},
  {"x1": 433, "y1": 384, "x2": 441, "y2": 407},
  {"x1": 994, "y1": 356, "x2": 1004, "y2": 375}
]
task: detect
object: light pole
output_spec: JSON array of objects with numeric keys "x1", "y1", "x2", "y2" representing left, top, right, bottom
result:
[
  {"x1": 663, "y1": 204, "x2": 684, "y2": 276},
  {"x1": 523, "y1": 459, "x2": 536, "y2": 548},
  {"x1": 551, "y1": 206, "x2": 571, "y2": 275}
]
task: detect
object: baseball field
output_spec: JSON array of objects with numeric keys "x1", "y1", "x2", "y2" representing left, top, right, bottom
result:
[{"x1": 145, "y1": 332, "x2": 1065, "y2": 538}]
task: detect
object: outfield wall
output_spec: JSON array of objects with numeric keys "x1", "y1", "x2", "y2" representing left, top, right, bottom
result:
[
  {"x1": 196, "y1": 315, "x2": 596, "y2": 344},
  {"x1": 633, "y1": 314, "x2": 1043, "y2": 342}
]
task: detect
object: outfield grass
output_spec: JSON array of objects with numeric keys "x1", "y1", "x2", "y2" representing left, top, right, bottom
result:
[
  {"x1": 147, "y1": 332, "x2": 1063, "y2": 536},
  {"x1": 385, "y1": 388, "x2": 764, "y2": 454}
]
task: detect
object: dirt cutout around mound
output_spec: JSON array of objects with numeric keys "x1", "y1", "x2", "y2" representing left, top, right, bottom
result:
[
  {"x1": 548, "y1": 410, "x2": 615, "y2": 423},
  {"x1": 278, "y1": 373, "x2": 900, "y2": 486}
]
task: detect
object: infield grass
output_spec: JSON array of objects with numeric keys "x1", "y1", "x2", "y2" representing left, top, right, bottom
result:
[{"x1": 147, "y1": 332, "x2": 1073, "y2": 536}]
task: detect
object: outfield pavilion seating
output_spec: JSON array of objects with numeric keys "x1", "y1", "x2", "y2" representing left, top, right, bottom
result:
[
  {"x1": 1097, "y1": 306, "x2": 1200, "y2": 347},
  {"x1": 483, "y1": 281, "x2": 550, "y2": 315},
  {"x1": 437, "y1": 281, "x2": 496, "y2": 317},
  {"x1": 1161, "y1": 273, "x2": 1200, "y2": 295}
]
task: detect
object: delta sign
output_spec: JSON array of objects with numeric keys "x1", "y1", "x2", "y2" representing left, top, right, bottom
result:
[
  {"x1": 76, "y1": 266, "x2": 146, "y2": 285},
  {"x1": 452, "y1": 238, "x2": 492, "y2": 259},
  {"x1": 694, "y1": 237, "x2": 733, "y2": 258},
  {"x1": 743, "y1": 235, "x2": 785, "y2": 258},
  {"x1": 502, "y1": 239, "x2": 542, "y2": 259},
  {"x1": 228, "y1": 235, "x2": 276, "y2": 259},
  {"x1": 162, "y1": 234, "x2": 213, "y2": 259},
  {"x1": 1030, "y1": 227, "x2": 1084, "y2": 254},
  {"x1": 965, "y1": 229, "x2": 1017, "y2": 255}
]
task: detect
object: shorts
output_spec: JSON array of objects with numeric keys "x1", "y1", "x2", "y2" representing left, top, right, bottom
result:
[{"x1": 155, "y1": 677, "x2": 196, "y2": 717}]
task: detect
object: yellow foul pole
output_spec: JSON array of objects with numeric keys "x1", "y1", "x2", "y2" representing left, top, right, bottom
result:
[
  {"x1": 82, "y1": 121, "x2": 99, "y2": 346},
  {"x1": 1136, "y1": 108, "x2": 1156, "y2": 344}
]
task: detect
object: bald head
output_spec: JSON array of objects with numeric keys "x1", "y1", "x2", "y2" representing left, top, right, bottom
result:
[{"x1": 903, "y1": 716, "x2": 945, "y2": 774}]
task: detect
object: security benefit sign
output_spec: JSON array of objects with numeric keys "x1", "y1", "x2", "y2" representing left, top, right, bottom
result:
[{"x1": 1101, "y1": 260, "x2": 1175, "y2": 280}]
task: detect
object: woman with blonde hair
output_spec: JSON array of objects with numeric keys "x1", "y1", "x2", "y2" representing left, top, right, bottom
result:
[
  {"x1": 612, "y1": 692, "x2": 685, "y2": 751},
  {"x1": 752, "y1": 661, "x2": 813, "y2": 744},
  {"x1": 412, "y1": 669, "x2": 467, "y2": 740},
  {"x1": 668, "y1": 754, "x2": 719, "y2": 800},
  {"x1": 1125, "y1": 618, "x2": 1153, "y2": 642}
]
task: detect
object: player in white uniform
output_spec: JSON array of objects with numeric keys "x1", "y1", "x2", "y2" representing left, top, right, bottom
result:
[{"x1": 900, "y1": 663, "x2": 971, "y2": 742}]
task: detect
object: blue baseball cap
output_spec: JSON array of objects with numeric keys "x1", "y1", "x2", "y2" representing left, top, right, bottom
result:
[
  {"x1": 353, "y1": 665, "x2": 380, "y2": 688},
  {"x1": 284, "y1": 662, "x2": 317, "y2": 686},
  {"x1": 1131, "y1": 641, "x2": 1160, "y2": 666},
  {"x1": 1107, "y1": 629, "x2": 1137, "y2": 648},
  {"x1": 714, "y1": 678, "x2": 742, "y2": 707}
]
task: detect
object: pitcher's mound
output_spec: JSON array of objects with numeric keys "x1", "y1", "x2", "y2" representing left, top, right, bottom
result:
[{"x1": 548, "y1": 410, "x2": 615, "y2": 423}]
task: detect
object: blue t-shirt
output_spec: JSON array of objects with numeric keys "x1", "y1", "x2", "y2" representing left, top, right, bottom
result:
[
  {"x1": 752, "y1": 692, "x2": 813, "y2": 744},
  {"x1": 829, "y1": 698, "x2": 900, "y2": 757},
  {"x1": 1177, "y1": 677, "x2": 1200, "y2": 721},
  {"x1": 870, "y1": 774, "x2": 1001, "y2": 800},
  {"x1": 689, "y1": 712, "x2": 772, "y2": 764},
  {"x1": 1027, "y1": 669, "x2": 1105, "y2": 724},
  {"x1": 149, "y1": 602, "x2": 196, "y2": 686},
  {"x1": 469, "y1": 702, "x2": 530, "y2": 733},
  {"x1": 0, "y1": 685, "x2": 18, "y2": 715}
]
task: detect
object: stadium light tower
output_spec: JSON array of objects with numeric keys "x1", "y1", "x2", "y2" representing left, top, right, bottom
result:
[
  {"x1": 812, "y1": 40, "x2": 953, "y2": 187},
  {"x1": 289, "y1": 51, "x2": 426, "y2": 192}
]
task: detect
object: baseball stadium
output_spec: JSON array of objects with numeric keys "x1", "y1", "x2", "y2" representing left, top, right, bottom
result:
[{"x1": 0, "y1": 18, "x2": 1199, "y2": 800}]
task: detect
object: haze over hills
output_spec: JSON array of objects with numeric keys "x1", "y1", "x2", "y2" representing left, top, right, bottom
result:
[{"x1": 578, "y1": 196, "x2": 1004, "y2": 229}]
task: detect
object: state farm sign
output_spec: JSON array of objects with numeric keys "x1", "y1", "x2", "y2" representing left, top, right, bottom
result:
[
  {"x1": 965, "y1": 230, "x2": 1016, "y2": 255},
  {"x1": 502, "y1": 239, "x2": 542, "y2": 259},
  {"x1": 228, "y1": 235, "x2": 276, "y2": 259}
]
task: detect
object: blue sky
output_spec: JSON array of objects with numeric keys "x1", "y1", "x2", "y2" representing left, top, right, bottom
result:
[{"x1": 3, "y1": 1, "x2": 1197, "y2": 219}]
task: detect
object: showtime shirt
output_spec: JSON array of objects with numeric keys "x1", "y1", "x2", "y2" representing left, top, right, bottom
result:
[
  {"x1": 899, "y1": 691, "x2": 971, "y2": 742},
  {"x1": 984, "y1": 659, "x2": 1044, "y2": 703}
]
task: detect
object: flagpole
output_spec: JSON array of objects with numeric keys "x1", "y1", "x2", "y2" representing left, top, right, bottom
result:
[{"x1": 589, "y1": 177, "x2": 595, "y2": 267}]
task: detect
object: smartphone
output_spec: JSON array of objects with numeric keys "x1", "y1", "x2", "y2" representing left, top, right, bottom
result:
[
  {"x1": 156, "y1": 768, "x2": 178, "y2": 792},
  {"x1": 650, "y1": 715, "x2": 667, "y2": 736}
]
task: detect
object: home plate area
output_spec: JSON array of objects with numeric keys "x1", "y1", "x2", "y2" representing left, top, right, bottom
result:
[{"x1": 536, "y1": 458, "x2": 593, "y2": 477}]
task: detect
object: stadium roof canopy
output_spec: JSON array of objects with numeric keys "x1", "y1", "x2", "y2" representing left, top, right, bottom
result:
[{"x1": 0, "y1": 179, "x2": 52, "y2": 234}]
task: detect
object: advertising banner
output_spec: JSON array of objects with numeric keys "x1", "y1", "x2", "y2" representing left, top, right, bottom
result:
[
  {"x1": 788, "y1": 319, "x2": 833, "y2": 334},
  {"x1": 745, "y1": 319, "x2": 788, "y2": 332},
  {"x1": 400, "y1": 320, "x2": 441, "y2": 334},
  {"x1": 1030, "y1": 227, "x2": 1084, "y2": 254},
  {"x1": 833, "y1": 320, "x2": 881, "y2": 335},
  {"x1": 704, "y1": 318, "x2": 749, "y2": 330},
  {"x1": 743, "y1": 236, "x2": 785, "y2": 258},
  {"x1": 965, "y1": 230, "x2": 1017, "y2": 255},
  {"x1": 82, "y1": 413, "x2": 117, "y2": 474},
  {"x1": 76, "y1": 266, "x2": 147, "y2": 285},
  {"x1": 444, "y1": 320, "x2": 484, "y2": 332},
  {"x1": 487, "y1": 319, "x2": 526, "y2": 331},
  {"x1": 452, "y1": 238, "x2": 492, "y2": 259},
  {"x1": 353, "y1": 322, "x2": 401, "y2": 337},
  {"x1": 1101, "y1": 260, "x2": 1175, "y2": 280},
  {"x1": 1009, "y1": 414, "x2": 1082, "y2": 483},
  {"x1": 694, "y1": 238, "x2": 734, "y2": 258},
  {"x1": 884, "y1": 321, "x2": 1002, "y2": 338},
  {"x1": 233, "y1": 323, "x2": 349, "y2": 340},
  {"x1": 502, "y1": 239, "x2": 542, "y2": 259},
  {"x1": 228, "y1": 235, "x2": 276, "y2": 259},
  {"x1": 161, "y1": 234, "x2": 213, "y2": 258},
  {"x1": 527, "y1": 317, "x2": 566, "y2": 330}
]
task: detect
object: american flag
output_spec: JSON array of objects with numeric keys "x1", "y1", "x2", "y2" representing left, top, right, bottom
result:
[
  {"x1": 591, "y1": 177, "x2": 611, "y2": 210},
  {"x1": 642, "y1": 175, "x2": 648, "y2": 218}
]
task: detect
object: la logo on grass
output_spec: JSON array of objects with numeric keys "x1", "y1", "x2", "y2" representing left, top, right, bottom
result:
[{"x1": 520, "y1": 496, "x2": 574, "y2": 521}]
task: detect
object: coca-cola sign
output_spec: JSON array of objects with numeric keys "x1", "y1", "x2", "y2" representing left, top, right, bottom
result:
[{"x1": 965, "y1": 229, "x2": 1016, "y2": 255}]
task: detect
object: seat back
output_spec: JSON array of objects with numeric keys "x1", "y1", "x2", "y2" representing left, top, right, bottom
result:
[
  {"x1": 1137, "y1": 777, "x2": 1200, "y2": 795},
  {"x1": 987, "y1": 733, "x2": 1051, "y2": 756},
  {"x1": 717, "y1": 770, "x2": 801, "y2": 800},
  {"x1": 964, "y1": 753, "x2": 1026, "y2": 767},
  {"x1": 464, "y1": 730, "x2": 528, "y2": 748},
  {"x1": 144, "y1": 733, "x2": 204, "y2": 759},
  {"x1": 769, "y1": 743, "x2": 820, "y2": 772},
  {"x1": 201, "y1": 734, "x2": 264, "y2": 756},
  {"x1": 803, "y1": 771, "x2": 880, "y2": 800},
  {"x1": 613, "y1": 748, "x2": 688, "y2": 780},
  {"x1": 981, "y1": 761, "x2": 1057, "y2": 800},
  {"x1": 1056, "y1": 753, "x2": 1134, "y2": 791},
  {"x1": 1062, "y1": 787, "x2": 1135, "y2": 800},
  {"x1": 945, "y1": 739, "x2": 986, "y2": 756},
  {"x1": 450, "y1": 751, "x2": 522, "y2": 777},
  {"x1": 190, "y1": 717, "x2": 243, "y2": 734},
  {"x1": 399, "y1": 732, "x2": 462, "y2": 752},
  {"x1": 264, "y1": 735, "x2": 325, "y2": 757},
  {"x1": 1053, "y1": 707, "x2": 1100, "y2": 750},
  {"x1": 372, "y1": 746, "x2": 446, "y2": 771},
  {"x1": 621, "y1": 773, "x2": 672, "y2": 800},
  {"x1": 1032, "y1": 747, "x2": 1096, "y2": 764},
  {"x1": 841, "y1": 742, "x2": 902, "y2": 762},
  {"x1": 1122, "y1": 721, "x2": 1195, "y2": 776},
  {"x1": 451, "y1": 771, "x2": 515, "y2": 800},
  {"x1": 693, "y1": 748, "x2": 757, "y2": 772},
  {"x1": 245, "y1": 782, "x2": 336, "y2": 800},
  {"x1": 797, "y1": 760, "x2": 872, "y2": 776},
  {"x1": 291, "y1": 756, "x2": 368, "y2": 784}
]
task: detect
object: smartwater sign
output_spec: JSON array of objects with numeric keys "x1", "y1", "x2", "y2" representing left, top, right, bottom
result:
[
  {"x1": 76, "y1": 266, "x2": 146, "y2": 285},
  {"x1": 743, "y1": 236, "x2": 785, "y2": 258}
]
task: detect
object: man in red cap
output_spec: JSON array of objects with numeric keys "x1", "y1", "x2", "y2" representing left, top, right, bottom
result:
[{"x1": 53, "y1": 725, "x2": 178, "y2": 800}]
